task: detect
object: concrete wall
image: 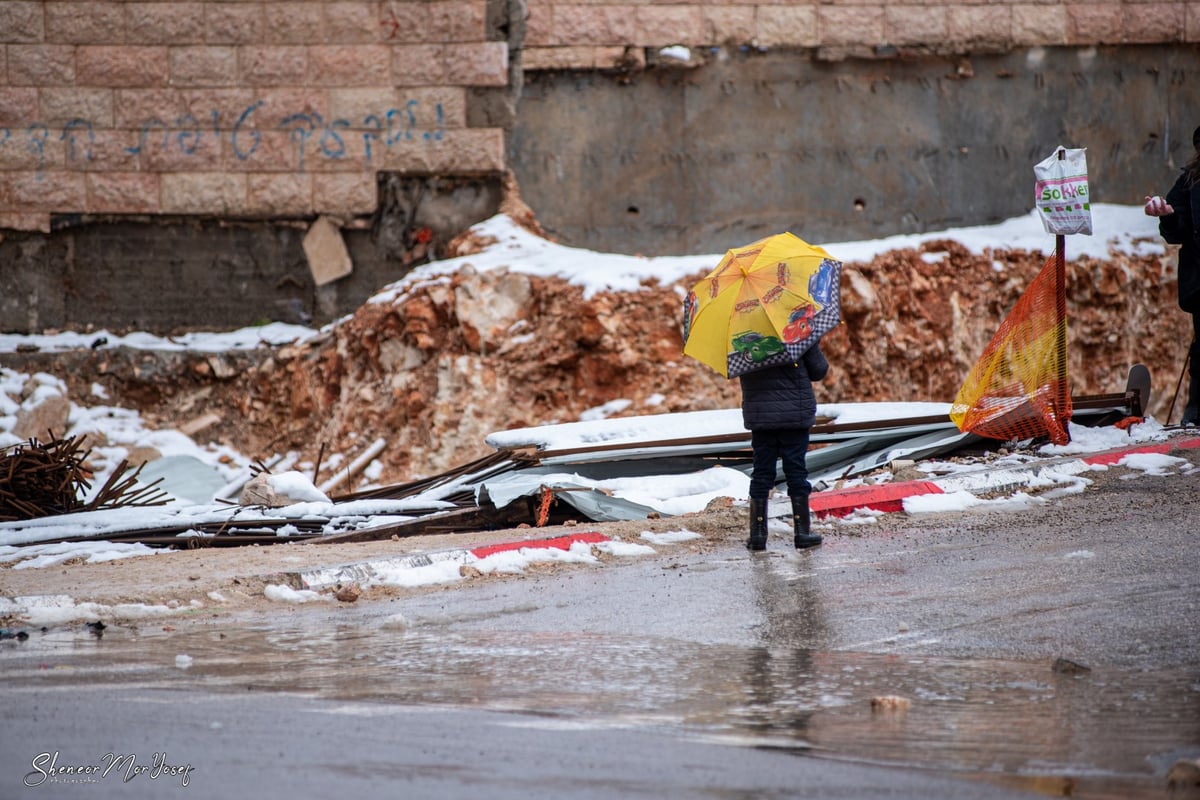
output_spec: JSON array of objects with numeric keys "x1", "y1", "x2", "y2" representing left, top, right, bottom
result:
[
  {"x1": 0, "y1": 174, "x2": 503, "y2": 333},
  {"x1": 509, "y1": 44, "x2": 1200, "y2": 255},
  {"x1": 521, "y1": 0, "x2": 1200, "y2": 68}
]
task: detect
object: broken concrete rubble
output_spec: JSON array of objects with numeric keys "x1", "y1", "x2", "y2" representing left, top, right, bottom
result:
[
  {"x1": 453, "y1": 266, "x2": 534, "y2": 352},
  {"x1": 234, "y1": 238, "x2": 1194, "y2": 485},
  {"x1": 303, "y1": 216, "x2": 355, "y2": 287},
  {"x1": 12, "y1": 389, "x2": 70, "y2": 442},
  {"x1": 240, "y1": 473, "x2": 308, "y2": 508}
]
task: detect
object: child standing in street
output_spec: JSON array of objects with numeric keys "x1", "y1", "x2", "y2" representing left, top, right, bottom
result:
[{"x1": 739, "y1": 342, "x2": 829, "y2": 551}]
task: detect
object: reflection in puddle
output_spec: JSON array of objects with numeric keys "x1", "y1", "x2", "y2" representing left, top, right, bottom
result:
[{"x1": 4, "y1": 621, "x2": 1198, "y2": 797}]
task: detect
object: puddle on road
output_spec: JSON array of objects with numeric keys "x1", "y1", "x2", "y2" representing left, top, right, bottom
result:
[{"x1": 4, "y1": 621, "x2": 1198, "y2": 798}]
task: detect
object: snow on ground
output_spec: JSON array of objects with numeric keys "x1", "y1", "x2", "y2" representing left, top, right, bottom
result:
[
  {"x1": 0, "y1": 204, "x2": 1191, "y2": 586},
  {"x1": 0, "y1": 593, "x2": 199, "y2": 626},
  {"x1": 0, "y1": 540, "x2": 164, "y2": 570},
  {"x1": 368, "y1": 202, "x2": 1165, "y2": 304},
  {"x1": 0, "y1": 322, "x2": 315, "y2": 356},
  {"x1": 263, "y1": 584, "x2": 330, "y2": 604}
]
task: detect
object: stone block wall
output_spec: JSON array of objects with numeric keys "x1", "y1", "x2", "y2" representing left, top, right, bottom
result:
[
  {"x1": 0, "y1": 1, "x2": 512, "y2": 232},
  {"x1": 522, "y1": 0, "x2": 1200, "y2": 69},
  {"x1": 1, "y1": 0, "x2": 1196, "y2": 233}
]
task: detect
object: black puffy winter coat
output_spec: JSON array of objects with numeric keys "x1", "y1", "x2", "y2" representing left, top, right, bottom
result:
[
  {"x1": 738, "y1": 343, "x2": 829, "y2": 430},
  {"x1": 1160, "y1": 169, "x2": 1200, "y2": 314}
]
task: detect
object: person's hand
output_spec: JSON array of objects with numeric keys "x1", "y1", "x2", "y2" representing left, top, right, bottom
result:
[{"x1": 1145, "y1": 195, "x2": 1174, "y2": 216}]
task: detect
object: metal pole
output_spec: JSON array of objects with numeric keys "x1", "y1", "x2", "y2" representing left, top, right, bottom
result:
[
  {"x1": 1055, "y1": 147, "x2": 1069, "y2": 437},
  {"x1": 1167, "y1": 347, "x2": 1191, "y2": 425}
]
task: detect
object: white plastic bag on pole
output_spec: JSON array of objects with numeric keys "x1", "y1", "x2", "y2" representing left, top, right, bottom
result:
[{"x1": 1034, "y1": 147, "x2": 1092, "y2": 235}]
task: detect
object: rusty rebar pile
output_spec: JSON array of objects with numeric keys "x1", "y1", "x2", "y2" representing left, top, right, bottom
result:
[{"x1": 0, "y1": 434, "x2": 170, "y2": 522}]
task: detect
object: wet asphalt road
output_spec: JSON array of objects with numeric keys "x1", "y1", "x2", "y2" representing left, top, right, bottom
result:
[
  {"x1": 6, "y1": 687, "x2": 1040, "y2": 800},
  {"x1": 2, "y1": 450, "x2": 1199, "y2": 799}
]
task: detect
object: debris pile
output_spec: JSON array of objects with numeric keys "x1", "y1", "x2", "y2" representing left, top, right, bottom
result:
[
  {"x1": 1, "y1": 222, "x2": 1189, "y2": 492},
  {"x1": 222, "y1": 235, "x2": 1186, "y2": 485},
  {"x1": 0, "y1": 434, "x2": 170, "y2": 521},
  {"x1": 0, "y1": 390, "x2": 1145, "y2": 547}
]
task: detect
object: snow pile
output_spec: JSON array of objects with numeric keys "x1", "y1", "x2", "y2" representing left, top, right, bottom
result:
[{"x1": 0, "y1": 594, "x2": 194, "y2": 626}]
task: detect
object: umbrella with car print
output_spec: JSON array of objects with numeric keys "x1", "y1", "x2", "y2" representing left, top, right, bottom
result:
[{"x1": 682, "y1": 232, "x2": 842, "y2": 378}]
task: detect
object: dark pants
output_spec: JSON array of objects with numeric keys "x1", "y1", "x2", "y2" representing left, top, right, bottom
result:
[{"x1": 749, "y1": 428, "x2": 811, "y2": 500}]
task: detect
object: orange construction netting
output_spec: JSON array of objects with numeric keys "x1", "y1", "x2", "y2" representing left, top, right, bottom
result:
[{"x1": 950, "y1": 254, "x2": 1072, "y2": 445}]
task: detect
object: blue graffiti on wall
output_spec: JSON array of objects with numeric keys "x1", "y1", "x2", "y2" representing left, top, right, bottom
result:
[
  {"x1": 279, "y1": 110, "x2": 351, "y2": 171},
  {"x1": 0, "y1": 100, "x2": 447, "y2": 174}
]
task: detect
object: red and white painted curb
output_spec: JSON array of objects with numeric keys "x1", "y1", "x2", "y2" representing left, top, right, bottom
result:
[
  {"x1": 297, "y1": 532, "x2": 611, "y2": 590},
  {"x1": 468, "y1": 531, "x2": 609, "y2": 559},
  {"x1": 811, "y1": 434, "x2": 1200, "y2": 519}
]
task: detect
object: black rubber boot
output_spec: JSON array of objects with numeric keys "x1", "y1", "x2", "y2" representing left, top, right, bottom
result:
[
  {"x1": 1183, "y1": 342, "x2": 1200, "y2": 426},
  {"x1": 791, "y1": 495, "x2": 823, "y2": 550},
  {"x1": 747, "y1": 498, "x2": 768, "y2": 551}
]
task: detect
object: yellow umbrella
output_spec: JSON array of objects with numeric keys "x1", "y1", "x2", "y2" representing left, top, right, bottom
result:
[{"x1": 682, "y1": 232, "x2": 842, "y2": 378}]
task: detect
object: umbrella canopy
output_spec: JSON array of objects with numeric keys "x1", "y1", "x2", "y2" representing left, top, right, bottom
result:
[{"x1": 682, "y1": 232, "x2": 842, "y2": 378}]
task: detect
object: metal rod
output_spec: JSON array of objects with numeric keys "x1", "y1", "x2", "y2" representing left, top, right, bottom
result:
[
  {"x1": 318, "y1": 437, "x2": 387, "y2": 494},
  {"x1": 1167, "y1": 347, "x2": 1190, "y2": 425}
]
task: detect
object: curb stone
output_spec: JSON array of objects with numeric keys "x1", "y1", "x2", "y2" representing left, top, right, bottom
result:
[
  {"x1": 811, "y1": 433, "x2": 1200, "y2": 518},
  {"x1": 291, "y1": 532, "x2": 611, "y2": 591}
]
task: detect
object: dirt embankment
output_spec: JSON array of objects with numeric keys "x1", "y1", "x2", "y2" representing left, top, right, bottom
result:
[{"x1": 6, "y1": 220, "x2": 1189, "y2": 488}]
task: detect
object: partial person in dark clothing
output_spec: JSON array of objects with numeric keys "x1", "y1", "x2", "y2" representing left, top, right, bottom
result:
[
  {"x1": 1145, "y1": 124, "x2": 1200, "y2": 425},
  {"x1": 739, "y1": 343, "x2": 829, "y2": 551}
]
